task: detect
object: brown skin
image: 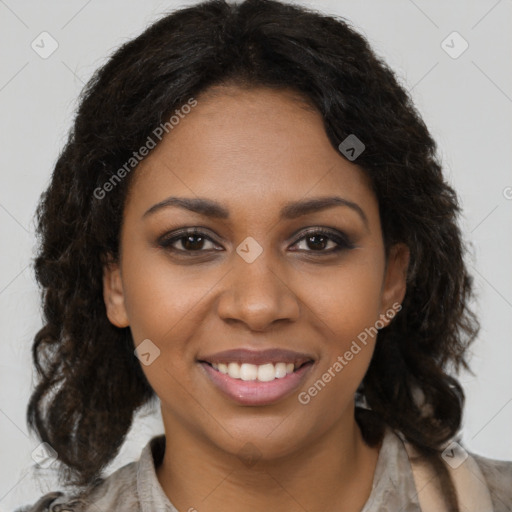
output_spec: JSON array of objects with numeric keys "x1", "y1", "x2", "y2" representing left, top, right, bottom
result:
[{"x1": 103, "y1": 85, "x2": 409, "y2": 512}]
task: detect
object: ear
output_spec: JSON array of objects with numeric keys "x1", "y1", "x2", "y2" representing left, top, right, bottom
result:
[
  {"x1": 378, "y1": 242, "x2": 410, "y2": 328},
  {"x1": 102, "y1": 256, "x2": 129, "y2": 328}
]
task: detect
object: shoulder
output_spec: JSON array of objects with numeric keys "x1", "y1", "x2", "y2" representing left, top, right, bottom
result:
[
  {"x1": 471, "y1": 452, "x2": 512, "y2": 511},
  {"x1": 12, "y1": 460, "x2": 140, "y2": 512},
  {"x1": 13, "y1": 434, "x2": 167, "y2": 512},
  {"x1": 385, "y1": 426, "x2": 512, "y2": 511}
]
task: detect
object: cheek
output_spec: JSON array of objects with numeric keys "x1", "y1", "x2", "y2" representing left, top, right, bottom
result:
[
  {"x1": 298, "y1": 282, "x2": 379, "y2": 425},
  {"x1": 119, "y1": 255, "x2": 216, "y2": 404},
  {"x1": 121, "y1": 251, "x2": 216, "y2": 345},
  {"x1": 296, "y1": 252, "x2": 384, "y2": 407},
  {"x1": 303, "y1": 253, "x2": 385, "y2": 343}
]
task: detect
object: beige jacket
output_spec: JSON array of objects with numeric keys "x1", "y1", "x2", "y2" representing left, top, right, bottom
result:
[{"x1": 13, "y1": 428, "x2": 512, "y2": 512}]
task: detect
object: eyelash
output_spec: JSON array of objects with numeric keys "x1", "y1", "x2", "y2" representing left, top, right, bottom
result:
[{"x1": 157, "y1": 227, "x2": 355, "y2": 256}]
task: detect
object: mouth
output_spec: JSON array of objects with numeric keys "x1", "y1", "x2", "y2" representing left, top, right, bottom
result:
[{"x1": 197, "y1": 348, "x2": 315, "y2": 405}]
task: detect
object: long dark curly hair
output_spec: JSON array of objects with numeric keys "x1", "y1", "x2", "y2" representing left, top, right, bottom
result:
[{"x1": 27, "y1": 0, "x2": 479, "y2": 509}]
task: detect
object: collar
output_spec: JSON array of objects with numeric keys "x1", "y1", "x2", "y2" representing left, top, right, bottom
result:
[
  {"x1": 135, "y1": 428, "x2": 420, "y2": 512},
  {"x1": 136, "y1": 434, "x2": 178, "y2": 512},
  {"x1": 361, "y1": 426, "x2": 421, "y2": 511}
]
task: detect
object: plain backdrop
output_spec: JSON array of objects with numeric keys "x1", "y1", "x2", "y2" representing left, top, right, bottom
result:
[{"x1": 1, "y1": 0, "x2": 511, "y2": 510}]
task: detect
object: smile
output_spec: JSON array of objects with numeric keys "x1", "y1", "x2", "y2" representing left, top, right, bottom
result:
[
  {"x1": 198, "y1": 348, "x2": 315, "y2": 405},
  {"x1": 210, "y1": 361, "x2": 304, "y2": 382}
]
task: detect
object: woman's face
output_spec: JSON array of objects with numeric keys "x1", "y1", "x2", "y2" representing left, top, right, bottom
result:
[{"x1": 103, "y1": 85, "x2": 409, "y2": 460}]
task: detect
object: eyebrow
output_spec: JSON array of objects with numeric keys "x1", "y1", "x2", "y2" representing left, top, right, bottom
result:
[{"x1": 143, "y1": 195, "x2": 369, "y2": 228}]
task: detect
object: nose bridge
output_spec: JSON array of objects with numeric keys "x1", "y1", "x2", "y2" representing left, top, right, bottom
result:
[{"x1": 216, "y1": 236, "x2": 300, "y2": 330}]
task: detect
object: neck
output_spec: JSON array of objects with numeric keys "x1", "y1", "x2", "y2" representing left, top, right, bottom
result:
[{"x1": 156, "y1": 405, "x2": 381, "y2": 512}]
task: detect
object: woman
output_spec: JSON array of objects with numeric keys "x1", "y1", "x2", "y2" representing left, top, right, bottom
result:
[{"x1": 14, "y1": 0, "x2": 512, "y2": 511}]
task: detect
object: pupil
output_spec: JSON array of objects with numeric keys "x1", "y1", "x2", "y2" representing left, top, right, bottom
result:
[
  {"x1": 183, "y1": 235, "x2": 204, "y2": 250},
  {"x1": 308, "y1": 235, "x2": 326, "y2": 250}
]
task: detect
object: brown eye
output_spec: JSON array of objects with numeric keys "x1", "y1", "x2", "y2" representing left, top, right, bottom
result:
[
  {"x1": 158, "y1": 228, "x2": 220, "y2": 254},
  {"x1": 176, "y1": 233, "x2": 208, "y2": 251},
  {"x1": 290, "y1": 228, "x2": 355, "y2": 254},
  {"x1": 158, "y1": 226, "x2": 355, "y2": 258}
]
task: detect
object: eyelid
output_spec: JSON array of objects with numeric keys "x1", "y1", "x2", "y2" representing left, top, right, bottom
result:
[
  {"x1": 157, "y1": 226, "x2": 222, "y2": 248},
  {"x1": 291, "y1": 227, "x2": 355, "y2": 250},
  {"x1": 157, "y1": 225, "x2": 356, "y2": 255}
]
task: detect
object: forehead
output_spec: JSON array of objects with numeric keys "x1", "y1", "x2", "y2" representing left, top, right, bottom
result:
[{"x1": 126, "y1": 86, "x2": 376, "y2": 218}]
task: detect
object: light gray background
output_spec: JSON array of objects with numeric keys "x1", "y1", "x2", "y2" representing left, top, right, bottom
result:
[{"x1": 1, "y1": 0, "x2": 511, "y2": 510}]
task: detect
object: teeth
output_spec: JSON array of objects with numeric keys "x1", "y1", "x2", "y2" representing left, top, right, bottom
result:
[
  {"x1": 275, "y1": 362, "x2": 287, "y2": 379},
  {"x1": 240, "y1": 363, "x2": 258, "y2": 381},
  {"x1": 210, "y1": 361, "x2": 299, "y2": 382},
  {"x1": 227, "y1": 362, "x2": 240, "y2": 378}
]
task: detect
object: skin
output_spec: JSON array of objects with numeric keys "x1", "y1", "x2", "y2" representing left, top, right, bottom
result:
[{"x1": 103, "y1": 85, "x2": 410, "y2": 512}]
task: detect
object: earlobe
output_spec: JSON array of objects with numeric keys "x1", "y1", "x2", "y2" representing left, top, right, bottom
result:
[
  {"x1": 102, "y1": 259, "x2": 130, "y2": 328},
  {"x1": 379, "y1": 243, "x2": 410, "y2": 327}
]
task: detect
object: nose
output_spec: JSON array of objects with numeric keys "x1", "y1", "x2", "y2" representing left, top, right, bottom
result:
[{"x1": 216, "y1": 246, "x2": 301, "y2": 332}]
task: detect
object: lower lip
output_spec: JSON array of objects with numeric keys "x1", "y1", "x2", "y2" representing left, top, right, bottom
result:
[{"x1": 199, "y1": 362, "x2": 314, "y2": 406}]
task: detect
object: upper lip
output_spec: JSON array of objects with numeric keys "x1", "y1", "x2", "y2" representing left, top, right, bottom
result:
[{"x1": 198, "y1": 348, "x2": 314, "y2": 366}]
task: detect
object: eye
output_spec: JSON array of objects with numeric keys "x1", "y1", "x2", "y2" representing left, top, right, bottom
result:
[
  {"x1": 290, "y1": 228, "x2": 355, "y2": 254},
  {"x1": 158, "y1": 227, "x2": 355, "y2": 257},
  {"x1": 158, "y1": 228, "x2": 221, "y2": 254}
]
